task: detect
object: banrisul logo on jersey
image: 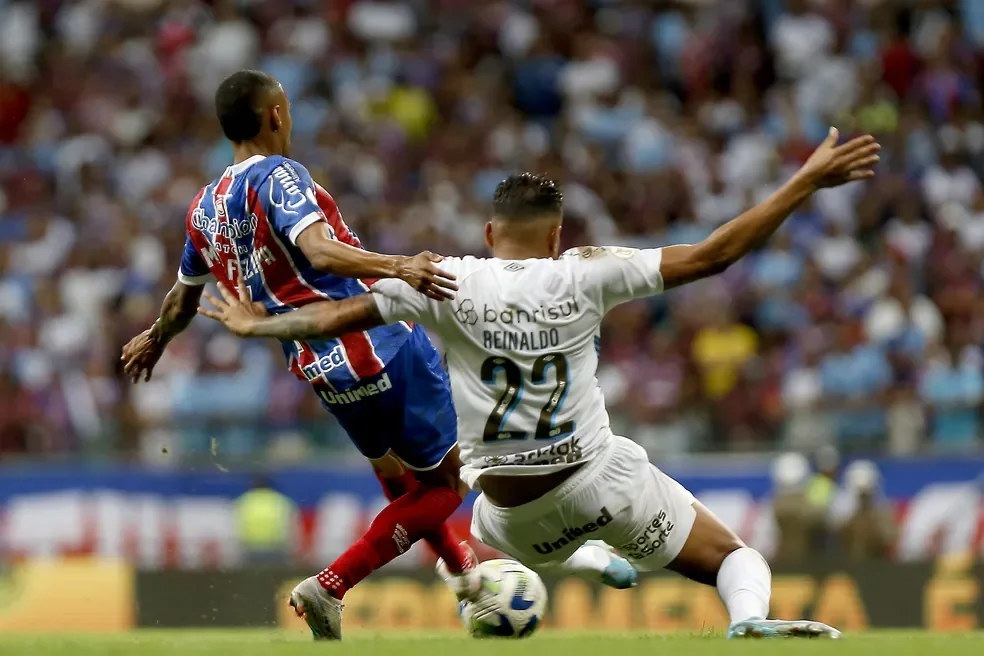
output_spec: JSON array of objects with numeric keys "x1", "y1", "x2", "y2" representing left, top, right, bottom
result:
[
  {"x1": 453, "y1": 299, "x2": 478, "y2": 325},
  {"x1": 479, "y1": 299, "x2": 577, "y2": 351}
]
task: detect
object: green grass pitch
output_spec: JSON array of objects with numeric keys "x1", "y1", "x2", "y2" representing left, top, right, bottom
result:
[{"x1": 1, "y1": 630, "x2": 983, "y2": 656}]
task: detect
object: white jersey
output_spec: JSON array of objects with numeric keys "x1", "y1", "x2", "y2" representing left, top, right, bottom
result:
[{"x1": 372, "y1": 246, "x2": 665, "y2": 489}]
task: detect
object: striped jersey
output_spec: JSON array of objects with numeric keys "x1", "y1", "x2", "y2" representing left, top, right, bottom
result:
[{"x1": 178, "y1": 154, "x2": 413, "y2": 391}]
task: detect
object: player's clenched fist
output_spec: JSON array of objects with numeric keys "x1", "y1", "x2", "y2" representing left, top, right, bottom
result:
[
  {"x1": 801, "y1": 127, "x2": 881, "y2": 189},
  {"x1": 121, "y1": 329, "x2": 166, "y2": 383},
  {"x1": 397, "y1": 251, "x2": 458, "y2": 301}
]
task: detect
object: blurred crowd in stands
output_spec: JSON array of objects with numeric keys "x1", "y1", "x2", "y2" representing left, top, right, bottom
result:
[{"x1": 2, "y1": 0, "x2": 984, "y2": 463}]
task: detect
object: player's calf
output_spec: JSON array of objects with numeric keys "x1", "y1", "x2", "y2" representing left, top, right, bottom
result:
[{"x1": 373, "y1": 451, "x2": 475, "y2": 576}]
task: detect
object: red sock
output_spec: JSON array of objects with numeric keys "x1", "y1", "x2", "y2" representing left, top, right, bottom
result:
[
  {"x1": 317, "y1": 484, "x2": 463, "y2": 598},
  {"x1": 374, "y1": 471, "x2": 471, "y2": 574}
]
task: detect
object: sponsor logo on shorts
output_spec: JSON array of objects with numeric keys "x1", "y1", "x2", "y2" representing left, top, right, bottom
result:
[
  {"x1": 481, "y1": 436, "x2": 583, "y2": 468},
  {"x1": 618, "y1": 510, "x2": 674, "y2": 560},
  {"x1": 532, "y1": 508, "x2": 613, "y2": 556},
  {"x1": 319, "y1": 373, "x2": 393, "y2": 405}
]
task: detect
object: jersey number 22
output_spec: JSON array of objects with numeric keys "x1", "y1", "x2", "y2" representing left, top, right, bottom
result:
[{"x1": 481, "y1": 353, "x2": 575, "y2": 442}]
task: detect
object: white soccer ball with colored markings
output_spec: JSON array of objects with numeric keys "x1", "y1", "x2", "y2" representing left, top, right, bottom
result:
[{"x1": 458, "y1": 559, "x2": 547, "y2": 638}]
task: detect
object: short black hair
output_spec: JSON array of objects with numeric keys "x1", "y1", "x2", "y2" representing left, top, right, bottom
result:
[
  {"x1": 214, "y1": 70, "x2": 280, "y2": 142},
  {"x1": 492, "y1": 173, "x2": 563, "y2": 221}
]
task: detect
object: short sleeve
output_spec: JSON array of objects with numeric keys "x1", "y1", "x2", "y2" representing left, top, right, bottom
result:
[
  {"x1": 177, "y1": 235, "x2": 212, "y2": 286},
  {"x1": 564, "y1": 246, "x2": 664, "y2": 313},
  {"x1": 260, "y1": 160, "x2": 335, "y2": 246},
  {"x1": 371, "y1": 279, "x2": 438, "y2": 327}
]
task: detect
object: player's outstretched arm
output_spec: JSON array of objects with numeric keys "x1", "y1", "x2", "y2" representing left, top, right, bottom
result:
[
  {"x1": 198, "y1": 277, "x2": 384, "y2": 341},
  {"x1": 295, "y1": 227, "x2": 457, "y2": 302},
  {"x1": 264, "y1": 162, "x2": 458, "y2": 301},
  {"x1": 121, "y1": 281, "x2": 203, "y2": 382},
  {"x1": 659, "y1": 128, "x2": 880, "y2": 290}
]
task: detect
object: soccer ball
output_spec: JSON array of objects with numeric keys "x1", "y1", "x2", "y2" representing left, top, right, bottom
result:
[{"x1": 458, "y1": 559, "x2": 547, "y2": 638}]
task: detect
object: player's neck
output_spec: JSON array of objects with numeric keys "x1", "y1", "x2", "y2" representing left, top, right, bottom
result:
[
  {"x1": 232, "y1": 140, "x2": 282, "y2": 164},
  {"x1": 491, "y1": 243, "x2": 553, "y2": 261}
]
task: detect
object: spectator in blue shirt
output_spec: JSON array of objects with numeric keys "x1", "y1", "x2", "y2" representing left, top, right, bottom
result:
[
  {"x1": 819, "y1": 323, "x2": 892, "y2": 449},
  {"x1": 919, "y1": 343, "x2": 983, "y2": 450}
]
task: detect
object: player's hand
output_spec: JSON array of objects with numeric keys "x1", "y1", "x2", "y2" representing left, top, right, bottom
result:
[
  {"x1": 198, "y1": 275, "x2": 268, "y2": 337},
  {"x1": 801, "y1": 127, "x2": 881, "y2": 189},
  {"x1": 121, "y1": 328, "x2": 166, "y2": 383},
  {"x1": 397, "y1": 251, "x2": 458, "y2": 301}
]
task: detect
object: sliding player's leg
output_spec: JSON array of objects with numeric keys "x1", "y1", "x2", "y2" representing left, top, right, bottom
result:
[
  {"x1": 551, "y1": 540, "x2": 638, "y2": 589},
  {"x1": 614, "y1": 472, "x2": 839, "y2": 640}
]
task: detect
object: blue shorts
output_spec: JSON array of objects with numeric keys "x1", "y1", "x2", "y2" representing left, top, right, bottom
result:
[{"x1": 318, "y1": 325, "x2": 458, "y2": 470}]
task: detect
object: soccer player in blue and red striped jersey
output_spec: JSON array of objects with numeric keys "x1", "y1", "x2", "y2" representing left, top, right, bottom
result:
[{"x1": 121, "y1": 70, "x2": 479, "y2": 639}]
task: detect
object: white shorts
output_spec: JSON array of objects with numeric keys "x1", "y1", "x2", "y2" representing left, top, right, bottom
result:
[{"x1": 470, "y1": 435, "x2": 697, "y2": 572}]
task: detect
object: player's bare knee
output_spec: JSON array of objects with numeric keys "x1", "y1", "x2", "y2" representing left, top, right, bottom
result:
[
  {"x1": 370, "y1": 453, "x2": 406, "y2": 478},
  {"x1": 668, "y1": 501, "x2": 746, "y2": 584},
  {"x1": 416, "y1": 446, "x2": 466, "y2": 494},
  {"x1": 707, "y1": 535, "x2": 745, "y2": 573}
]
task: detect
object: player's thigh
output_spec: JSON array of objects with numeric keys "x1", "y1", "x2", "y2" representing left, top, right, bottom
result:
[
  {"x1": 330, "y1": 393, "x2": 403, "y2": 464},
  {"x1": 470, "y1": 493, "x2": 584, "y2": 567},
  {"x1": 593, "y1": 437, "x2": 698, "y2": 572},
  {"x1": 414, "y1": 444, "x2": 468, "y2": 497}
]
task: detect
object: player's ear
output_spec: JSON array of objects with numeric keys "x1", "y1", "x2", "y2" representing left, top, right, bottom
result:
[
  {"x1": 484, "y1": 222, "x2": 494, "y2": 249},
  {"x1": 270, "y1": 105, "x2": 281, "y2": 133}
]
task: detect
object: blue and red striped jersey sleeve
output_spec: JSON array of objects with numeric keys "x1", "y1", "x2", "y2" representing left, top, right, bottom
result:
[
  {"x1": 177, "y1": 187, "x2": 212, "y2": 285},
  {"x1": 260, "y1": 160, "x2": 332, "y2": 246}
]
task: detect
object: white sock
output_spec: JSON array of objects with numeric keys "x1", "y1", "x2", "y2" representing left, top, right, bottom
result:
[
  {"x1": 716, "y1": 547, "x2": 771, "y2": 623},
  {"x1": 563, "y1": 544, "x2": 612, "y2": 575},
  {"x1": 555, "y1": 543, "x2": 613, "y2": 578}
]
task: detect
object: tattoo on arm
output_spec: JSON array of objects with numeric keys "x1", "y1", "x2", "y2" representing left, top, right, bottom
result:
[
  {"x1": 150, "y1": 282, "x2": 204, "y2": 345},
  {"x1": 249, "y1": 294, "x2": 385, "y2": 341}
]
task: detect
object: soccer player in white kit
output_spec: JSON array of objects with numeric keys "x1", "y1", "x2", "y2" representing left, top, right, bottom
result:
[{"x1": 200, "y1": 127, "x2": 879, "y2": 639}]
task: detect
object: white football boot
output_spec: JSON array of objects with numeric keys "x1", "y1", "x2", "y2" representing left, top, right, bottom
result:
[
  {"x1": 435, "y1": 541, "x2": 484, "y2": 601},
  {"x1": 289, "y1": 575, "x2": 344, "y2": 641}
]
